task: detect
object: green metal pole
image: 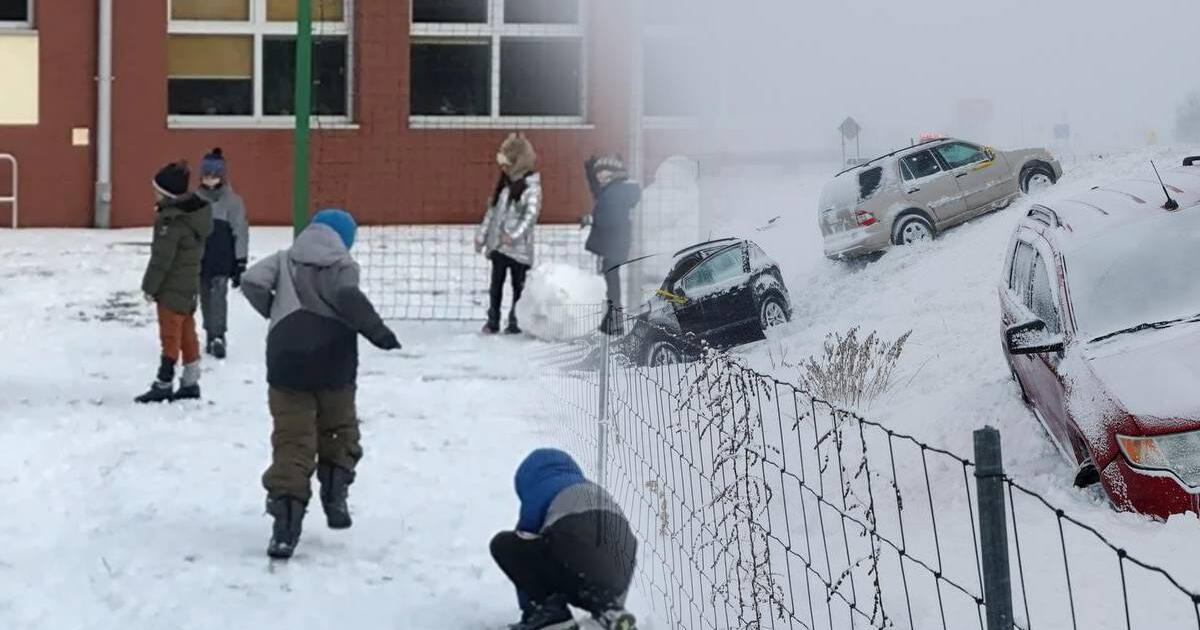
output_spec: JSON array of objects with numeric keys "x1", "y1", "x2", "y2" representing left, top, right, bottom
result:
[{"x1": 292, "y1": 0, "x2": 313, "y2": 237}]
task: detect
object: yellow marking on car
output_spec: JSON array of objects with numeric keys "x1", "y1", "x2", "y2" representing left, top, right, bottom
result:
[{"x1": 652, "y1": 290, "x2": 691, "y2": 304}]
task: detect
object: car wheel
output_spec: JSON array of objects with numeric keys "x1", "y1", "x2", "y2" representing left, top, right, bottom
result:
[
  {"x1": 893, "y1": 214, "x2": 934, "y2": 246},
  {"x1": 1020, "y1": 165, "x2": 1056, "y2": 194},
  {"x1": 645, "y1": 339, "x2": 682, "y2": 367},
  {"x1": 759, "y1": 295, "x2": 789, "y2": 330}
]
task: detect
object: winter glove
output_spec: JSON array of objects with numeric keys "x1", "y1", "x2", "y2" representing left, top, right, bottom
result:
[
  {"x1": 143, "y1": 292, "x2": 156, "y2": 304},
  {"x1": 231, "y1": 259, "x2": 247, "y2": 289},
  {"x1": 367, "y1": 325, "x2": 402, "y2": 351},
  {"x1": 579, "y1": 214, "x2": 594, "y2": 228}
]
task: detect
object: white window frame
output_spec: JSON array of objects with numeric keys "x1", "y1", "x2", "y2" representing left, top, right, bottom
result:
[
  {"x1": 408, "y1": 0, "x2": 589, "y2": 129},
  {"x1": 0, "y1": 0, "x2": 34, "y2": 29},
  {"x1": 166, "y1": 0, "x2": 355, "y2": 129}
]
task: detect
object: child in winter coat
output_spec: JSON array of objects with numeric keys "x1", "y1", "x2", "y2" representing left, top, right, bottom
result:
[
  {"x1": 491, "y1": 449, "x2": 638, "y2": 630},
  {"x1": 136, "y1": 160, "x2": 214, "y2": 404},
  {"x1": 240, "y1": 209, "x2": 401, "y2": 559},
  {"x1": 476, "y1": 133, "x2": 541, "y2": 334},
  {"x1": 583, "y1": 155, "x2": 642, "y2": 335},
  {"x1": 196, "y1": 148, "x2": 249, "y2": 359}
]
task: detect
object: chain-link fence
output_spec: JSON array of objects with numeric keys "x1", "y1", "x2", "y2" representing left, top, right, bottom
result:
[
  {"x1": 533, "y1": 305, "x2": 1200, "y2": 630},
  {"x1": 358, "y1": 224, "x2": 595, "y2": 320}
]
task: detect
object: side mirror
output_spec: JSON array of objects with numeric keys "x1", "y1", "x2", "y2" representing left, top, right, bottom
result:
[
  {"x1": 1006, "y1": 319, "x2": 1064, "y2": 355},
  {"x1": 983, "y1": 146, "x2": 996, "y2": 161}
]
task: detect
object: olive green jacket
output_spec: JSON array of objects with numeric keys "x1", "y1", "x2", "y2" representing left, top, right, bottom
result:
[{"x1": 141, "y1": 194, "x2": 213, "y2": 313}]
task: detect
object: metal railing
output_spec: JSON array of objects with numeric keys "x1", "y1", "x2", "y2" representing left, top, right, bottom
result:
[
  {"x1": 535, "y1": 305, "x2": 1200, "y2": 630},
  {"x1": 0, "y1": 153, "x2": 17, "y2": 229}
]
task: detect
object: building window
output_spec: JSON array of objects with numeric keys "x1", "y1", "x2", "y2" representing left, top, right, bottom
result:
[
  {"x1": 409, "y1": 0, "x2": 586, "y2": 127},
  {"x1": 641, "y1": 1, "x2": 702, "y2": 126},
  {"x1": 0, "y1": 0, "x2": 33, "y2": 28},
  {"x1": 167, "y1": 0, "x2": 351, "y2": 126}
]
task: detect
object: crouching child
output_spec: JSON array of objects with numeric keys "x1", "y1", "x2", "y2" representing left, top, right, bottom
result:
[
  {"x1": 240, "y1": 209, "x2": 401, "y2": 559},
  {"x1": 491, "y1": 449, "x2": 638, "y2": 630}
]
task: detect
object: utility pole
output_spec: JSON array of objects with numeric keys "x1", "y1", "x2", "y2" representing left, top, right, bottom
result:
[{"x1": 292, "y1": 0, "x2": 313, "y2": 237}]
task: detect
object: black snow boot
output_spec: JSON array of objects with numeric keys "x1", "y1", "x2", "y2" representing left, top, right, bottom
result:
[
  {"x1": 483, "y1": 308, "x2": 501, "y2": 334},
  {"x1": 207, "y1": 335, "x2": 226, "y2": 360},
  {"x1": 135, "y1": 382, "x2": 174, "y2": 404},
  {"x1": 317, "y1": 463, "x2": 354, "y2": 530},
  {"x1": 511, "y1": 595, "x2": 576, "y2": 630},
  {"x1": 505, "y1": 314, "x2": 522, "y2": 335},
  {"x1": 266, "y1": 496, "x2": 307, "y2": 559},
  {"x1": 135, "y1": 356, "x2": 175, "y2": 404}
]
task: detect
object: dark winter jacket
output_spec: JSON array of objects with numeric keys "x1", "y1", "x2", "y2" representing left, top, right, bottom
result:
[
  {"x1": 240, "y1": 223, "x2": 395, "y2": 391},
  {"x1": 142, "y1": 193, "x2": 213, "y2": 314},
  {"x1": 199, "y1": 184, "x2": 249, "y2": 279},
  {"x1": 584, "y1": 177, "x2": 641, "y2": 262}
]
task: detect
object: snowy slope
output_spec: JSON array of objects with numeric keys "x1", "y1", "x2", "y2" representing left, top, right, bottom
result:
[
  {"x1": 0, "y1": 229, "x2": 651, "y2": 630},
  {"x1": 703, "y1": 148, "x2": 1200, "y2": 609}
]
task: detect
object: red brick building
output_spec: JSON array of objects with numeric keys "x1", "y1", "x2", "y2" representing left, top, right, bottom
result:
[{"x1": 0, "y1": 0, "x2": 702, "y2": 228}]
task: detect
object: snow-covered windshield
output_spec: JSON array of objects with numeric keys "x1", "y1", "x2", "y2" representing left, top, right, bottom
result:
[{"x1": 1069, "y1": 210, "x2": 1200, "y2": 342}]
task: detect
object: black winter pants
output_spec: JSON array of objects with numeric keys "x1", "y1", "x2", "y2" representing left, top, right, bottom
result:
[
  {"x1": 488, "y1": 251, "x2": 530, "y2": 326},
  {"x1": 491, "y1": 511, "x2": 638, "y2": 613}
]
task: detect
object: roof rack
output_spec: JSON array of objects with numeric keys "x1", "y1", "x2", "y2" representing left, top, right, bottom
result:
[
  {"x1": 834, "y1": 138, "x2": 947, "y2": 177},
  {"x1": 1026, "y1": 205, "x2": 1062, "y2": 228},
  {"x1": 1184, "y1": 156, "x2": 1200, "y2": 167},
  {"x1": 672, "y1": 237, "x2": 740, "y2": 258}
]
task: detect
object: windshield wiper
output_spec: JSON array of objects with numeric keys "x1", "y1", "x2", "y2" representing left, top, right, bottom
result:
[{"x1": 1091, "y1": 314, "x2": 1200, "y2": 343}]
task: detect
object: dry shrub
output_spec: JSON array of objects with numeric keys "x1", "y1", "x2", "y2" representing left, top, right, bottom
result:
[{"x1": 796, "y1": 327, "x2": 911, "y2": 409}]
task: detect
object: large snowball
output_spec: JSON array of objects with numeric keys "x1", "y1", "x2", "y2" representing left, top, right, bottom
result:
[{"x1": 515, "y1": 262, "x2": 606, "y2": 341}]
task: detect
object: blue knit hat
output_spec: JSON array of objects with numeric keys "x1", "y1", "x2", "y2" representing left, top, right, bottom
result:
[
  {"x1": 200, "y1": 147, "x2": 226, "y2": 178},
  {"x1": 312, "y1": 208, "x2": 357, "y2": 249}
]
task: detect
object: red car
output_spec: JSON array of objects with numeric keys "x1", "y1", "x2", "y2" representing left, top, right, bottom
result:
[{"x1": 1001, "y1": 157, "x2": 1200, "y2": 517}]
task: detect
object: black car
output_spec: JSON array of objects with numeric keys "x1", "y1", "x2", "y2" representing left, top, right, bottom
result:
[{"x1": 621, "y1": 238, "x2": 792, "y2": 366}]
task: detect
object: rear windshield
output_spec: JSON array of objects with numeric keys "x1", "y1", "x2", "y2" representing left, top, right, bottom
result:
[{"x1": 859, "y1": 167, "x2": 884, "y2": 200}]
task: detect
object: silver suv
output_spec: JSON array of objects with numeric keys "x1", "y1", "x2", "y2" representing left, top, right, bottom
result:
[{"x1": 819, "y1": 138, "x2": 1062, "y2": 259}]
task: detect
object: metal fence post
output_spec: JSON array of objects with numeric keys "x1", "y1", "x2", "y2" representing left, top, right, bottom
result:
[
  {"x1": 596, "y1": 305, "x2": 612, "y2": 487},
  {"x1": 974, "y1": 426, "x2": 1015, "y2": 630}
]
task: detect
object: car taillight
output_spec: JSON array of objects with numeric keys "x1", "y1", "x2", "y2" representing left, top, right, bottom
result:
[{"x1": 855, "y1": 211, "x2": 877, "y2": 227}]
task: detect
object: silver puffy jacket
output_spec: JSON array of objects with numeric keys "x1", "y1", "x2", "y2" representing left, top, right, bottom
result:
[{"x1": 476, "y1": 173, "x2": 541, "y2": 267}]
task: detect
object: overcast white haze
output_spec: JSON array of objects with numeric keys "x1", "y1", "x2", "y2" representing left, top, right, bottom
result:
[{"x1": 651, "y1": 0, "x2": 1200, "y2": 155}]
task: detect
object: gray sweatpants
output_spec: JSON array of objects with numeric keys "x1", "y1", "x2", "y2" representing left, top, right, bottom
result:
[{"x1": 200, "y1": 275, "x2": 229, "y2": 337}]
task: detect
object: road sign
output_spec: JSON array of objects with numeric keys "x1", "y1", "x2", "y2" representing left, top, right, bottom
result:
[{"x1": 839, "y1": 117, "x2": 861, "y2": 140}]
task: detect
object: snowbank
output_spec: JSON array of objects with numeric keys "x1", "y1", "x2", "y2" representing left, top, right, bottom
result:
[{"x1": 514, "y1": 262, "x2": 606, "y2": 341}]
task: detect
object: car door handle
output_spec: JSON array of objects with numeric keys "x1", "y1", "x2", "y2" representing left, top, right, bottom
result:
[
  {"x1": 956, "y1": 172, "x2": 968, "y2": 178},
  {"x1": 907, "y1": 188, "x2": 921, "y2": 194}
]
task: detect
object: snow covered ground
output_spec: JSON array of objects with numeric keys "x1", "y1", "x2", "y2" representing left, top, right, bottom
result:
[{"x1": 0, "y1": 228, "x2": 650, "y2": 629}]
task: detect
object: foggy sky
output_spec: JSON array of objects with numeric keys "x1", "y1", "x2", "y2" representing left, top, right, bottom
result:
[{"x1": 657, "y1": 0, "x2": 1200, "y2": 155}]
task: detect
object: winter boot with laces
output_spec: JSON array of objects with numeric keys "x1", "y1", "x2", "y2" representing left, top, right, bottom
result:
[
  {"x1": 510, "y1": 595, "x2": 576, "y2": 630},
  {"x1": 266, "y1": 496, "x2": 307, "y2": 559},
  {"x1": 172, "y1": 360, "x2": 202, "y2": 401},
  {"x1": 135, "y1": 356, "x2": 176, "y2": 404},
  {"x1": 317, "y1": 463, "x2": 354, "y2": 529}
]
